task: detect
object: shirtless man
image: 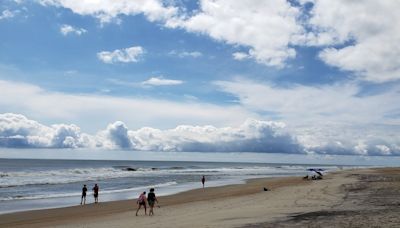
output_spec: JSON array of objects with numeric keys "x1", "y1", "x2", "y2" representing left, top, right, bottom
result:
[
  {"x1": 80, "y1": 184, "x2": 87, "y2": 205},
  {"x1": 93, "y1": 184, "x2": 99, "y2": 203}
]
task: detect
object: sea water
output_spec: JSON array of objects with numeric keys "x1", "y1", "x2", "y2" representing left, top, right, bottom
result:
[{"x1": 0, "y1": 158, "x2": 344, "y2": 214}]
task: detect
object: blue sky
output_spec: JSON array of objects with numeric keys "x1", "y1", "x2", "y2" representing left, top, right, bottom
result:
[{"x1": 0, "y1": 0, "x2": 400, "y2": 156}]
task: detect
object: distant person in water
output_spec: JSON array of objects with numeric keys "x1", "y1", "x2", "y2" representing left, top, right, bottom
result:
[
  {"x1": 147, "y1": 188, "x2": 158, "y2": 216},
  {"x1": 93, "y1": 184, "x2": 99, "y2": 203},
  {"x1": 202, "y1": 175, "x2": 206, "y2": 188},
  {"x1": 80, "y1": 184, "x2": 87, "y2": 205},
  {"x1": 136, "y1": 191, "x2": 147, "y2": 216}
]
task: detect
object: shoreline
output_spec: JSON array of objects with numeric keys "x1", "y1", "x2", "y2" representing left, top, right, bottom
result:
[
  {"x1": 0, "y1": 177, "x2": 251, "y2": 215},
  {"x1": 0, "y1": 175, "x2": 309, "y2": 227},
  {"x1": 1, "y1": 158, "x2": 344, "y2": 215},
  {"x1": 1, "y1": 167, "x2": 399, "y2": 227}
]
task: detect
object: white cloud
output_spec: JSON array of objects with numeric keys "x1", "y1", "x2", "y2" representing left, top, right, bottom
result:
[
  {"x1": 37, "y1": 1, "x2": 400, "y2": 83},
  {"x1": 98, "y1": 121, "x2": 133, "y2": 149},
  {"x1": 214, "y1": 78, "x2": 400, "y2": 155},
  {"x1": 295, "y1": 124, "x2": 400, "y2": 156},
  {"x1": 169, "y1": 0, "x2": 304, "y2": 67},
  {"x1": 141, "y1": 77, "x2": 183, "y2": 86},
  {"x1": 214, "y1": 78, "x2": 400, "y2": 126},
  {"x1": 0, "y1": 113, "x2": 303, "y2": 153},
  {"x1": 0, "y1": 80, "x2": 254, "y2": 132},
  {"x1": 169, "y1": 50, "x2": 203, "y2": 58},
  {"x1": 375, "y1": 145, "x2": 391, "y2": 156},
  {"x1": 97, "y1": 46, "x2": 144, "y2": 64},
  {"x1": 38, "y1": 0, "x2": 304, "y2": 68},
  {"x1": 305, "y1": 0, "x2": 400, "y2": 82},
  {"x1": 60, "y1": 24, "x2": 87, "y2": 36},
  {"x1": 127, "y1": 118, "x2": 303, "y2": 153},
  {"x1": 0, "y1": 113, "x2": 94, "y2": 148},
  {"x1": 232, "y1": 52, "x2": 250, "y2": 61},
  {"x1": 0, "y1": 78, "x2": 398, "y2": 155},
  {"x1": 1, "y1": 113, "x2": 399, "y2": 155},
  {"x1": 0, "y1": 9, "x2": 18, "y2": 20},
  {"x1": 37, "y1": 0, "x2": 178, "y2": 24}
]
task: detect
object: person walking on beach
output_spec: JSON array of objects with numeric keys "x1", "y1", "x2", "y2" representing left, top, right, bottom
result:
[
  {"x1": 136, "y1": 191, "x2": 147, "y2": 216},
  {"x1": 80, "y1": 184, "x2": 87, "y2": 205},
  {"x1": 93, "y1": 184, "x2": 99, "y2": 204},
  {"x1": 202, "y1": 175, "x2": 206, "y2": 188},
  {"x1": 147, "y1": 188, "x2": 158, "y2": 216}
]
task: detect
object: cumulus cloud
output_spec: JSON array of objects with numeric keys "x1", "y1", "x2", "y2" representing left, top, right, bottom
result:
[
  {"x1": 0, "y1": 113, "x2": 94, "y2": 148},
  {"x1": 304, "y1": 134, "x2": 400, "y2": 156},
  {"x1": 1, "y1": 113, "x2": 399, "y2": 155},
  {"x1": 37, "y1": 0, "x2": 303, "y2": 67},
  {"x1": 169, "y1": 0, "x2": 304, "y2": 67},
  {"x1": 141, "y1": 77, "x2": 184, "y2": 86},
  {"x1": 97, "y1": 46, "x2": 144, "y2": 63},
  {"x1": 304, "y1": 0, "x2": 400, "y2": 82},
  {"x1": 98, "y1": 121, "x2": 133, "y2": 149},
  {"x1": 37, "y1": 0, "x2": 400, "y2": 82},
  {"x1": 0, "y1": 113, "x2": 303, "y2": 153},
  {"x1": 60, "y1": 24, "x2": 87, "y2": 36},
  {"x1": 127, "y1": 119, "x2": 304, "y2": 153},
  {"x1": 37, "y1": 0, "x2": 178, "y2": 24},
  {"x1": 214, "y1": 78, "x2": 400, "y2": 155}
]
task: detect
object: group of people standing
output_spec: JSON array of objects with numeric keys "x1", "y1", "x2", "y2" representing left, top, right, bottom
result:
[
  {"x1": 135, "y1": 176, "x2": 205, "y2": 216},
  {"x1": 136, "y1": 188, "x2": 159, "y2": 216},
  {"x1": 80, "y1": 184, "x2": 99, "y2": 205},
  {"x1": 80, "y1": 176, "x2": 206, "y2": 217}
]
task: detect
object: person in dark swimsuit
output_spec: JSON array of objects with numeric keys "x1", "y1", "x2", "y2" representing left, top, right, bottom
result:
[
  {"x1": 147, "y1": 188, "x2": 158, "y2": 216},
  {"x1": 81, "y1": 184, "x2": 87, "y2": 205},
  {"x1": 93, "y1": 184, "x2": 99, "y2": 203},
  {"x1": 136, "y1": 191, "x2": 147, "y2": 216},
  {"x1": 202, "y1": 175, "x2": 205, "y2": 188}
]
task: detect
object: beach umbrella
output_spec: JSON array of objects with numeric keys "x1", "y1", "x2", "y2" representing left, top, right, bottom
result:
[{"x1": 306, "y1": 168, "x2": 324, "y2": 176}]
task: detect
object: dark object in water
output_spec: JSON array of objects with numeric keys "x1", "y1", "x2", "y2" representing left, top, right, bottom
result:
[
  {"x1": 170, "y1": 166, "x2": 184, "y2": 170},
  {"x1": 123, "y1": 167, "x2": 137, "y2": 171},
  {"x1": 263, "y1": 187, "x2": 269, "y2": 191}
]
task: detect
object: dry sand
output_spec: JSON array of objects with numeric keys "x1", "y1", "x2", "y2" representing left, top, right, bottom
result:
[{"x1": 1, "y1": 168, "x2": 399, "y2": 228}]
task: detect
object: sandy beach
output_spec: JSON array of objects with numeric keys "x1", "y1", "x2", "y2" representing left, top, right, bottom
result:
[{"x1": 1, "y1": 168, "x2": 399, "y2": 228}]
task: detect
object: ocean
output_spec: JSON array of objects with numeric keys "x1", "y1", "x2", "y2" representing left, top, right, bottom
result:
[{"x1": 0, "y1": 158, "x2": 345, "y2": 214}]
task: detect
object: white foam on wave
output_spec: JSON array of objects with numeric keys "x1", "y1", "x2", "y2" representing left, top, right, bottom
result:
[
  {"x1": 0, "y1": 165, "x2": 326, "y2": 188},
  {"x1": 0, "y1": 166, "x2": 180, "y2": 188},
  {"x1": 0, "y1": 167, "x2": 136, "y2": 188}
]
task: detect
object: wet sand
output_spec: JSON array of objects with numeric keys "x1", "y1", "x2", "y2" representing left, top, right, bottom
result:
[{"x1": 1, "y1": 168, "x2": 399, "y2": 228}]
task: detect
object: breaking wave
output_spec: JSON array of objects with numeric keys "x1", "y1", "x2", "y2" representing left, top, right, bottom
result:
[{"x1": 0, "y1": 165, "x2": 335, "y2": 188}]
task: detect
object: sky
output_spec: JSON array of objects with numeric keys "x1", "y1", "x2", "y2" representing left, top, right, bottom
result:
[{"x1": 0, "y1": 0, "x2": 400, "y2": 157}]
